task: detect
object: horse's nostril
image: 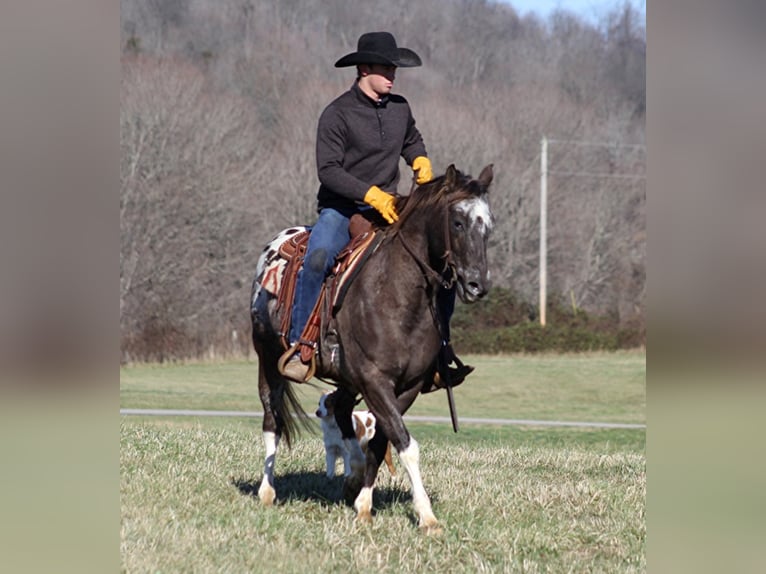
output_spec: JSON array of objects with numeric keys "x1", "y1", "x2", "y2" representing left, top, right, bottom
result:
[{"x1": 466, "y1": 281, "x2": 489, "y2": 299}]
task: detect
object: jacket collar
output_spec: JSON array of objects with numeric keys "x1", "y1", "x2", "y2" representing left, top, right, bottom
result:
[{"x1": 352, "y1": 82, "x2": 389, "y2": 107}]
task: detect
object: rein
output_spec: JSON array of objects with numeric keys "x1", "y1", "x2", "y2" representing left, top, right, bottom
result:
[
  {"x1": 395, "y1": 178, "x2": 457, "y2": 291},
  {"x1": 396, "y1": 181, "x2": 461, "y2": 432},
  {"x1": 395, "y1": 231, "x2": 456, "y2": 290}
]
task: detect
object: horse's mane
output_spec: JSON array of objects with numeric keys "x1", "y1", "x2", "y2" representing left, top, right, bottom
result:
[{"x1": 391, "y1": 168, "x2": 486, "y2": 231}]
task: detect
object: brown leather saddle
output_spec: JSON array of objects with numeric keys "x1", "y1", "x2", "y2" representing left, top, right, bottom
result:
[{"x1": 275, "y1": 214, "x2": 384, "y2": 377}]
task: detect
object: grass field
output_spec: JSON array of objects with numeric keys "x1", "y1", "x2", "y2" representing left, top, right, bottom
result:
[
  {"x1": 120, "y1": 351, "x2": 645, "y2": 572},
  {"x1": 120, "y1": 351, "x2": 646, "y2": 424}
]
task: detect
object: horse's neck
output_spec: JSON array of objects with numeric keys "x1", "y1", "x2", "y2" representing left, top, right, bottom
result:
[{"x1": 396, "y1": 208, "x2": 448, "y2": 271}]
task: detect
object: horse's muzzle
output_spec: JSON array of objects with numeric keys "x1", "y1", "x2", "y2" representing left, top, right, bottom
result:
[{"x1": 456, "y1": 273, "x2": 490, "y2": 302}]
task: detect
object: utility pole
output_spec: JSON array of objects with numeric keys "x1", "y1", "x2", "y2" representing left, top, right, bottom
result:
[{"x1": 540, "y1": 137, "x2": 548, "y2": 327}]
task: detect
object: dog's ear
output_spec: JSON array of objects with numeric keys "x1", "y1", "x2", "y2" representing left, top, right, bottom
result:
[{"x1": 364, "y1": 414, "x2": 376, "y2": 440}]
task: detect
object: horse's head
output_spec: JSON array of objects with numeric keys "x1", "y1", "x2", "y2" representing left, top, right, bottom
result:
[
  {"x1": 443, "y1": 164, "x2": 494, "y2": 302},
  {"x1": 393, "y1": 163, "x2": 494, "y2": 302}
]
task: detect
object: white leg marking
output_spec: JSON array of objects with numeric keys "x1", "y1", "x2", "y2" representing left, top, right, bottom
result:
[
  {"x1": 397, "y1": 437, "x2": 439, "y2": 529},
  {"x1": 354, "y1": 486, "x2": 374, "y2": 523},
  {"x1": 258, "y1": 431, "x2": 279, "y2": 505}
]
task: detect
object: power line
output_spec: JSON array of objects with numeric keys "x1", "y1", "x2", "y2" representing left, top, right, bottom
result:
[
  {"x1": 536, "y1": 135, "x2": 646, "y2": 327},
  {"x1": 491, "y1": 152, "x2": 540, "y2": 182},
  {"x1": 548, "y1": 170, "x2": 646, "y2": 180},
  {"x1": 547, "y1": 138, "x2": 646, "y2": 150}
]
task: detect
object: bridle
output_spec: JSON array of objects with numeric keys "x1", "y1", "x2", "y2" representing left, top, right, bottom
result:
[
  {"x1": 394, "y1": 178, "x2": 457, "y2": 291},
  {"x1": 396, "y1": 176, "x2": 467, "y2": 433},
  {"x1": 395, "y1": 226, "x2": 456, "y2": 290}
]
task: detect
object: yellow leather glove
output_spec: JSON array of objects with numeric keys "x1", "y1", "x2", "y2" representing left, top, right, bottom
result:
[
  {"x1": 363, "y1": 186, "x2": 399, "y2": 224},
  {"x1": 412, "y1": 156, "x2": 433, "y2": 185}
]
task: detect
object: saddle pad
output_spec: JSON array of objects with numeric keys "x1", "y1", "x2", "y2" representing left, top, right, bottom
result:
[
  {"x1": 330, "y1": 231, "x2": 381, "y2": 311},
  {"x1": 255, "y1": 227, "x2": 307, "y2": 299}
]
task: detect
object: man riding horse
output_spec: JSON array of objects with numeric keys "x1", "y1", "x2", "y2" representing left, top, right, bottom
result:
[{"x1": 280, "y1": 31, "x2": 473, "y2": 387}]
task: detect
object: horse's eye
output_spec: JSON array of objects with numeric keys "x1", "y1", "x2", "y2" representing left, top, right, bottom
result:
[{"x1": 453, "y1": 220, "x2": 464, "y2": 232}]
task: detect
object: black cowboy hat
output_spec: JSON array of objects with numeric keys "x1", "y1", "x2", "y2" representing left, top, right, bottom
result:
[{"x1": 334, "y1": 31, "x2": 422, "y2": 68}]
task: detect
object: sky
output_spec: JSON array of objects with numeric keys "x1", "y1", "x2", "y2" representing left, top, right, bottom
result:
[{"x1": 501, "y1": 0, "x2": 646, "y2": 25}]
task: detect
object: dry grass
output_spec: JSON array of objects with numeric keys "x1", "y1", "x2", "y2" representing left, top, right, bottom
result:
[
  {"x1": 121, "y1": 419, "x2": 644, "y2": 573},
  {"x1": 121, "y1": 352, "x2": 645, "y2": 572}
]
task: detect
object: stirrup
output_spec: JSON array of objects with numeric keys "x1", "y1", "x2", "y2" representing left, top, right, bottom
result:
[
  {"x1": 436, "y1": 363, "x2": 474, "y2": 388},
  {"x1": 278, "y1": 343, "x2": 316, "y2": 383},
  {"x1": 441, "y1": 342, "x2": 473, "y2": 385},
  {"x1": 421, "y1": 364, "x2": 474, "y2": 394},
  {"x1": 422, "y1": 344, "x2": 474, "y2": 393}
]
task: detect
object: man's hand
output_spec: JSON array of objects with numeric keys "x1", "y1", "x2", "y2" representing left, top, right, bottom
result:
[
  {"x1": 363, "y1": 186, "x2": 399, "y2": 224},
  {"x1": 412, "y1": 156, "x2": 433, "y2": 185}
]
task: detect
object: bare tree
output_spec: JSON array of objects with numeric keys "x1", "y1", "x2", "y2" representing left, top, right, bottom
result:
[
  {"x1": 120, "y1": 56, "x2": 273, "y2": 360},
  {"x1": 119, "y1": 0, "x2": 646, "y2": 358}
]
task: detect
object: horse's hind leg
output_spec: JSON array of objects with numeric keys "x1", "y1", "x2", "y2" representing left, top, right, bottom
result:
[{"x1": 256, "y1": 350, "x2": 280, "y2": 506}]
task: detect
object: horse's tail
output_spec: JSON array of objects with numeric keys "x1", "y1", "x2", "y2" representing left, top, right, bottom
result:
[
  {"x1": 252, "y1": 328, "x2": 316, "y2": 448},
  {"x1": 276, "y1": 378, "x2": 316, "y2": 448}
]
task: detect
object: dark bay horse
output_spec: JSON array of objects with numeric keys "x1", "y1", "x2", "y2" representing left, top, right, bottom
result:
[{"x1": 249, "y1": 164, "x2": 494, "y2": 533}]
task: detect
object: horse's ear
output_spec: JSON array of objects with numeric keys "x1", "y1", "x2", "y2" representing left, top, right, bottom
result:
[
  {"x1": 445, "y1": 164, "x2": 458, "y2": 186},
  {"x1": 478, "y1": 164, "x2": 494, "y2": 188}
]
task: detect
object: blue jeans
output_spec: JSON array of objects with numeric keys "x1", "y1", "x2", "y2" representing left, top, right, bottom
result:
[{"x1": 289, "y1": 206, "x2": 357, "y2": 344}]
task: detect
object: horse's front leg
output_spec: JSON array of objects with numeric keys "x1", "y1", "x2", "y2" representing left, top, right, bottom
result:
[
  {"x1": 360, "y1": 392, "x2": 441, "y2": 534},
  {"x1": 351, "y1": 429, "x2": 394, "y2": 522},
  {"x1": 396, "y1": 434, "x2": 440, "y2": 533}
]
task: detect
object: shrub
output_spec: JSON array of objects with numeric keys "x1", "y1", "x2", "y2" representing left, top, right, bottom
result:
[{"x1": 452, "y1": 288, "x2": 643, "y2": 353}]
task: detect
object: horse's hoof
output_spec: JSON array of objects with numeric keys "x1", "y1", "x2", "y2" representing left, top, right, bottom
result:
[
  {"x1": 420, "y1": 522, "x2": 443, "y2": 536},
  {"x1": 258, "y1": 482, "x2": 276, "y2": 506},
  {"x1": 355, "y1": 510, "x2": 373, "y2": 525},
  {"x1": 419, "y1": 516, "x2": 442, "y2": 536}
]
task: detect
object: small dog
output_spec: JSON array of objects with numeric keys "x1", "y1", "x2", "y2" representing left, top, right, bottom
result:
[{"x1": 316, "y1": 391, "x2": 395, "y2": 478}]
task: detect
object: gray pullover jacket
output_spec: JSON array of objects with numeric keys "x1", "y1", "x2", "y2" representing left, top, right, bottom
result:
[{"x1": 315, "y1": 82, "x2": 427, "y2": 212}]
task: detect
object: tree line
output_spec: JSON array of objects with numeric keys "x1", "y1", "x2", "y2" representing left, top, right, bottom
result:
[{"x1": 120, "y1": 0, "x2": 645, "y2": 362}]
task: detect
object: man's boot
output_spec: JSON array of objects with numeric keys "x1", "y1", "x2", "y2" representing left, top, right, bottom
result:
[
  {"x1": 278, "y1": 344, "x2": 311, "y2": 382},
  {"x1": 422, "y1": 342, "x2": 474, "y2": 393}
]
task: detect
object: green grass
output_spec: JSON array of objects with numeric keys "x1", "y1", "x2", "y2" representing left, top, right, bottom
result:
[
  {"x1": 120, "y1": 350, "x2": 646, "y2": 424},
  {"x1": 120, "y1": 352, "x2": 645, "y2": 572}
]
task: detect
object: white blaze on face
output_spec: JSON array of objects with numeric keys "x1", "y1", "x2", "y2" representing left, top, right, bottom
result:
[{"x1": 455, "y1": 197, "x2": 492, "y2": 235}]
